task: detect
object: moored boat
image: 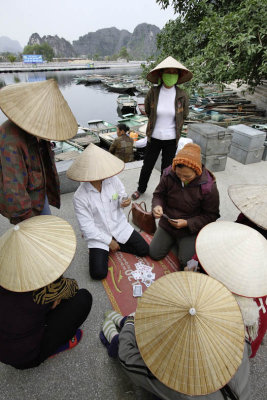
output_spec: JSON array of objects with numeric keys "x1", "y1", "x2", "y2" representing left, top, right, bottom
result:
[
  {"x1": 87, "y1": 119, "x2": 117, "y2": 133},
  {"x1": 106, "y1": 82, "x2": 136, "y2": 94},
  {"x1": 117, "y1": 95, "x2": 137, "y2": 112}
]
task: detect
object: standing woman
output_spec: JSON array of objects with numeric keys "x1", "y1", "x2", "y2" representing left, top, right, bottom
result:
[{"x1": 131, "y1": 56, "x2": 193, "y2": 200}]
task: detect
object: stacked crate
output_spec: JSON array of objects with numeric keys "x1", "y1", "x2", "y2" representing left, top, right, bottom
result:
[
  {"x1": 227, "y1": 125, "x2": 266, "y2": 164},
  {"x1": 187, "y1": 123, "x2": 232, "y2": 172}
]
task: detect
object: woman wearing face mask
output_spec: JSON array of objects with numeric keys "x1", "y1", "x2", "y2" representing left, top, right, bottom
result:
[
  {"x1": 131, "y1": 56, "x2": 193, "y2": 200},
  {"x1": 150, "y1": 143, "x2": 220, "y2": 269}
]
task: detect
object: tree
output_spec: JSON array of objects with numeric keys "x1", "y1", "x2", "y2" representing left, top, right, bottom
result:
[
  {"x1": 118, "y1": 46, "x2": 130, "y2": 61},
  {"x1": 23, "y1": 43, "x2": 54, "y2": 61},
  {"x1": 155, "y1": 0, "x2": 267, "y2": 90},
  {"x1": 7, "y1": 54, "x2": 17, "y2": 63}
]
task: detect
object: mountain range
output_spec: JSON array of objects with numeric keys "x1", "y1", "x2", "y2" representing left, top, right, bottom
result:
[
  {"x1": 28, "y1": 24, "x2": 160, "y2": 59},
  {"x1": 0, "y1": 23, "x2": 160, "y2": 60},
  {"x1": 0, "y1": 36, "x2": 22, "y2": 53}
]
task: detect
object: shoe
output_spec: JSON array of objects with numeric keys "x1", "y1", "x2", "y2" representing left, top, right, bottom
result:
[
  {"x1": 131, "y1": 190, "x2": 141, "y2": 200},
  {"x1": 50, "y1": 328, "x2": 83, "y2": 357}
]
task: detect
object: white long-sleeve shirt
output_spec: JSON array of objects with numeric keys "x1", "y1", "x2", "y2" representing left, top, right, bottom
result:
[
  {"x1": 152, "y1": 85, "x2": 176, "y2": 140},
  {"x1": 73, "y1": 176, "x2": 134, "y2": 251}
]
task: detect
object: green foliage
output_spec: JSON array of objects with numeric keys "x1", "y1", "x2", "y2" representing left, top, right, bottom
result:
[
  {"x1": 93, "y1": 53, "x2": 100, "y2": 60},
  {"x1": 23, "y1": 43, "x2": 54, "y2": 61},
  {"x1": 118, "y1": 46, "x2": 130, "y2": 61},
  {"x1": 156, "y1": 0, "x2": 267, "y2": 90},
  {"x1": 7, "y1": 54, "x2": 17, "y2": 63}
]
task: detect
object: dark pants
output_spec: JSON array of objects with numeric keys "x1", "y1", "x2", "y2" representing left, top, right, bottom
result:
[
  {"x1": 15, "y1": 289, "x2": 92, "y2": 369},
  {"x1": 149, "y1": 226, "x2": 197, "y2": 269},
  {"x1": 89, "y1": 229, "x2": 149, "y2": 280},
  {"x1": 137, "y1": 138, "x2": 176, "y2": 194}
]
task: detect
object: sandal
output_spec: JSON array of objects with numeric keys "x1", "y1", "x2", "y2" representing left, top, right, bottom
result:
[{"x1": 131, "y1": 190, "x2": 141, "y2": 200}]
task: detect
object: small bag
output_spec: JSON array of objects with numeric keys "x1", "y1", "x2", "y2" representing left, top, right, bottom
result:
[{"x1": 128, "y1": 201, "x2": 156, "y2": 235}]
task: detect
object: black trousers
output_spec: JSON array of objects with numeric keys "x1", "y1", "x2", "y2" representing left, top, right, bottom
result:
[
  {"x1": 137, "y1": 138, "x2": 177, "y2": 194},
  {"x1": 15, "y1": 289, "x2": 92, "y2": 369},
  {"x1": 89, "y1": 229, "x2": 149, "y2": 280}
]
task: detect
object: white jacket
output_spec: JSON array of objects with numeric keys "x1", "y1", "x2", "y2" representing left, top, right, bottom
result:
[{"x1": 73, "y1": 176, "x2": 133, "y2": 251}]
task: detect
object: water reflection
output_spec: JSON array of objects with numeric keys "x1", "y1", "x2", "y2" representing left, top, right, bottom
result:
[{"x1": 0, "y1": 68, "x2": 144, "y2": 126}]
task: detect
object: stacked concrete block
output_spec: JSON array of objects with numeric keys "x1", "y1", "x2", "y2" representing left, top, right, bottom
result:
[
  {"x1": 187, "y1": 123, "x2": 232, "y2": 172},
  {"x1": 227, "y1": 124, "x2": 266, "y2": 164}
]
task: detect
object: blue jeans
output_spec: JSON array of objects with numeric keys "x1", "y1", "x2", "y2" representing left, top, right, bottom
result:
[{"x1": 40, "y1": 195, "x2": 51, "y2": 215}]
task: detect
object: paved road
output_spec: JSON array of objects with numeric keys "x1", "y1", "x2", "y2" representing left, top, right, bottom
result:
[{"x1": 0, "y1": 160, "x2": 266, "y2": 400}]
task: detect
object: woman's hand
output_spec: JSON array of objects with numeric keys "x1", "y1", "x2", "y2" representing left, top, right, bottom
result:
[
  {"x1": 168, "y1": 219, "x2": 188, "y2": 229},
  {"x1": 109, "y1": 239, "x2": 120, "y2": 252},
  {"x1": 120, "y1": 197, "x2": 131, "y2": 208},
  {"x1": 153, "y1": 205, "x2": 163, "y2": 219},
  {"x1": 51, "y1": 299, "x2": 61, "y2": 309}
]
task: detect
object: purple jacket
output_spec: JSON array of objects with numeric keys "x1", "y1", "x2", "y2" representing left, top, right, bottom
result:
[{"x1": 152, "y1": 166, "x2": 220, "y2": 238}]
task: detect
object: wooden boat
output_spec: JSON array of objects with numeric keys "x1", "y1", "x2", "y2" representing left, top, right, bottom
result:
[
  {"x1": 135, "y1": 85, "x2": 150, "y2": 95},
  {"x1": 71, "y1": 126, "x2": 100, "y2": 147},
  {"x1": 52, "y1": 140, "x2": 83, "y2": 162},
  {"x1": 117, "y1": 115, "x2": 148, "y2": 129},
  {"x1": 87, "y1": 119, "x2": 117, "y2": 133},
  {"x1": 117, "y1": 95, "x2": 137, "y2": 112},
  {"x1": 75, "y1": 76, "x2": 102, "y2": 85},
  {"x1": 106, "y1": 82, "x2": 136, "y2": 94},
  {"x1": 120, "y1": 113, "x2": 148, "y2": 124}
]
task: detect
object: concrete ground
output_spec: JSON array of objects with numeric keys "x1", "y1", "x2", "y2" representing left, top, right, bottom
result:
[{"x1": 0, "y1": 157, "x2": 266, "y2": 400}]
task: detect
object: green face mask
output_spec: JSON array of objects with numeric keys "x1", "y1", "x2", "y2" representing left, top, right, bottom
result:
[{"x1": 162, "y1": 73, "x2": 178, "y2": 87}]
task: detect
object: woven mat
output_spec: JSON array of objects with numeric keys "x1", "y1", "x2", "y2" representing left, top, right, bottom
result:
[{"x1": 102, "y1": 232, "x2": 180, "y2": 315}]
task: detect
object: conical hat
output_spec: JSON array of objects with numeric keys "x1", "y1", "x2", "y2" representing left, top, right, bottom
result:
[
  {"x1": 0, "y1": 215, "x2": 76, "y2": 292},
  {"x1": 196, "y1": 221, "x2": 267, "y2": 298},
  {"x1": 67, "y1": 143, "x2": 124, "y2": 181},
  {"x1": 147, "y1": 56, "x2": 193, "y2": 84},
  {"x1": 135, "y1": 272, "x2": 244, "y2": 396},
  {"x1": 0, "y1": 79, "x2": 77, "y2": 140},
  {"x1": 228, "y1": 184, "x2": 267, "y2": 229}
]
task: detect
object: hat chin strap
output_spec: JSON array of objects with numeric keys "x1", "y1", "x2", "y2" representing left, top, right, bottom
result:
[{"x1": 189, "y1": 308, "x2": 196, "y2": 315}]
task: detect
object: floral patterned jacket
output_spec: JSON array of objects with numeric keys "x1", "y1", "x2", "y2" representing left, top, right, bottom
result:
[{"x1": 0, "y1": 120, "x2": 60, "y2": 224}]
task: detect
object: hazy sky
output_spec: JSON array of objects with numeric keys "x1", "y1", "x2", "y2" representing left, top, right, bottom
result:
[{"x1": 1, "y1": 0, "x2": 176, "y2": 47}]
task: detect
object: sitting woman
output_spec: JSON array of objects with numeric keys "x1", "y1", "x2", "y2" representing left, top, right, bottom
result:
[
  {"x1": 150, "y1": 143, "x2": 220, "y2": 268},
  {"x1": 0, "y1": 215, "x2": 92, "y2": 370},
  {"x1": 109, "y1": 123, "x2": 134, "y2": 163},
  {"x1": 67, "y1": 144, "x2": 149, "y2": 280},
  {"x1": 100, "y1": 272, "x2": 251, "y2": 400}
]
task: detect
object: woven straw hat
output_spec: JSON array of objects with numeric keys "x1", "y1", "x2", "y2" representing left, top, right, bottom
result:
[
  {"x1": 67, "y1": 143, "x2": 124, "y2": 181},
  {"x1": 0, "y1": 215, "x2": 76, "y2": 292},
  {"x1": 147, "y1": 56, "x2": 193, "y2": 84},
  {"x1": 0, "y1": 79, "x2": 77, "y2": 140},
  {"x1": 135, "y1": 272, "x2": 244, "y2": 396},
  {"x1": 228, "y1": 184, "x2": 267, "y2": 229},
  {"x1": 196, "y1": 221, "x2": 267, "y2": 298}
]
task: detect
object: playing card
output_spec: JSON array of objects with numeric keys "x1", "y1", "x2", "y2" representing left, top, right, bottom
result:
[
  {"x1": 131, "y1": 270, "x2": 142, "y2": 280},
  {"x1": 133, "y1": 284, "x2": 142, "y2": 297}
]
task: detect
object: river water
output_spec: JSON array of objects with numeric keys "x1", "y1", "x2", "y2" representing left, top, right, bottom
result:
[{"x1": 0, "y1": 67, "x2": 143, "y2": 127}]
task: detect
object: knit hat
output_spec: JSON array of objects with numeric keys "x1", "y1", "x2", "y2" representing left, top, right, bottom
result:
[
  {"x1": 147, "y1": 56, "x2": 193, "y2": 85},
  {"x1": 67, "y1": 143, "x2": 124, "y2": 182},
  {"x1": 0, "y1": 79, "x2": 78, "y2": 141},
  {"x1": 172, "y1": 143, "x2": 202, "y2": 175}
]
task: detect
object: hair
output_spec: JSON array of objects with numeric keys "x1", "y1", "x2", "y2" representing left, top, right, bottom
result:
[
  {"x1": 117, "y1": 123, "x2": 129, "y2": 133},
  {"x1": 175, "y1": 163, "x2": 187, "y2": 169}
]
